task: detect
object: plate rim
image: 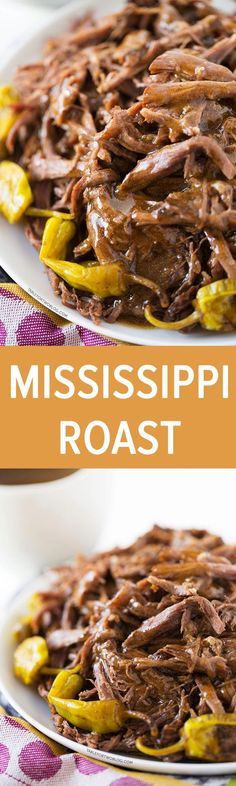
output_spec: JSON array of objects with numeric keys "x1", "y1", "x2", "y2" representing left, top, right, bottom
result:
[
  {"x1": 1, "y1": 575, "x2": 236, "y2": 776},
  {"x1": 0, "y1": 2, "x2": 236, "y2": 346}
]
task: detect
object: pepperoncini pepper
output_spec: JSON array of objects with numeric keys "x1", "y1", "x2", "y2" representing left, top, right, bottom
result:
[
  {"x1": 0, "y1": 85, "x2": 20, "y2": 145},
  {"x1": 48, "y1": 671, "x2": 148, "y2": 734},
  {"x1": 0, "y1": 161, "x2": 33, "y2": 223},
  {"x1": 196, "y1": 279, "x2": 236, "y2": 330},
  {"x1": 42, "y1": 258, "x2": 128, "y2": 298},
  {"x1": 145, "y1": 279, "x2": 236, "y2": 333},
  {"x1": 48, "y1": 670, "x2": 83, "y2": 699},
  {"x1": 136, "y1": 714, "x2": 236, "y2": 762},
  {"x1": 0, "y1": 160, "x2": 75, "y2": 223},
  {"x1": 49, "y1": 697, "x2": 129, "y2": 733},
  {"x1": 14, "y1": 636, "x2": 49, "y2": 685},
  {"x1": 40, "y1": 217, "x2": 76, "y2": 262},
  {"x1": 42, "y1": 256, "x2": 167, "y2": 300},
  {"x1": 48, "y1": 672, "x2": 127, "y2": 732},
  {"x1": 14, "y1": 631, "x2": 83, "y2": 682}
]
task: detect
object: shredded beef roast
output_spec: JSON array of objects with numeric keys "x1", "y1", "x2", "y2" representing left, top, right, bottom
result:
[
  {"x1": 6, "y1": 0, "x2": 236, "y2": 327},
  {"x1": 24, "y1": 524, "x2": 236, "y2": 758}
]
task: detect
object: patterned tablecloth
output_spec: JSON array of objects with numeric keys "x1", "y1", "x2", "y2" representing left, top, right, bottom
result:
[
  {"x1": 1, "y1": 700, "x2": 234, "y2": 786},
  {"x1": 0, "y1": 284, "x2": 115, "y2": 345}
]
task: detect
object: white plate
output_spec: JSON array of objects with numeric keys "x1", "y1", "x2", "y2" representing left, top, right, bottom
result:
[
  {"x1": 1, "y1": 573, "x2": 236, "y2": 776},
  {"x1": 0, "y1": 0, "x2": 236, "y2": 345}
]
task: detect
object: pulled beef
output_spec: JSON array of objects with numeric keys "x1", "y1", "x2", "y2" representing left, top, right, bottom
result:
[
  {"x1": 123, "y1": 594, "x2": 225, "y2": 648},
  {"x1": 6, "y1": 0, "x2": 236, "y2": 327},
  {"x1": 32, "y1": 524, "x2": 236, "y2": 757}
]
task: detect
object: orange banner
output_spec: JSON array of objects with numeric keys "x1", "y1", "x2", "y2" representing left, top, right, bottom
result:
[{"x1": 0, "y1": 346, "x2": 234, "y2": 468}]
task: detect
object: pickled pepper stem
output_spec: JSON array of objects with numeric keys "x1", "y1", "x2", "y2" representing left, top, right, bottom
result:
[
  {"x1": 26, "y1": 207, "x2": 75, "y2": 221},
  {"x1": 145, "y1": 279, "x2": 236, "y2": 332},
  {"x1": 41, "y1": 664, "x2": 81, "y2": 676},
  {"x1": 136, "y1": 715, "x2": 236, "y2": 762},
  {"x1": 144, "y1": 304, "x2": 200, "y2": 330},
  {"x1": 125, "y1": 710, "x2": 150, "y2": 725},
  {"x1": 136, "y1": 736, "x2": 185, "y2": 757}
]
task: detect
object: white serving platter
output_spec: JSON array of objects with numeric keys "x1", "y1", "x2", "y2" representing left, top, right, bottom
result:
[
  {"x1": 0, "y1": 561, "x2": 236, "y2": 775},
  {"x1": 0, "y1": 0, "x2": 236, "y2": 344}
]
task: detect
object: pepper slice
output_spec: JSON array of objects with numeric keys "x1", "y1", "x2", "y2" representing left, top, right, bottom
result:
[
  {"x1": 48, "y1": 673, "x2": 127, "y2": 733},
  {"x1": 40, "y1": 217, "x2": 76, "y2": 262},
  {"x1": 144, "y1": 279, "x2": 236, "y2": 332},
  {"x1": 42, "y1": 257, "x2": 166, "y2": 301},
  {"x1": 14, "y1": 636, "x2": 49, "y2": 685},
  {"x1": 48, "y1": 672, "x2": 148, "y2": 734},
  {"x1": 14, "y1": 637, "x2": 84, "y2": 685},
  {"x1": 0, "y1": 160, "x2": 77, "y2": 223},
  {"x1": 0, "y1": 161, "x2": 33, "y2": 223},
  {"x1": 197, "y1": 279, "x2": 236, "y2": 330},
  {"x1": 49, "y1": 696, "x2": 136, "y2": 734},
  {"x1": 42, "y1": 259, "x2": 128, "y2": 298},
  {"x1": 0, "y1": 85, "x2": 20, "y2": 144},
  {"x1": 48, "y1": 670, "x2": 83, "y2": 699},
  {"x1": 136, "y1": 714, "x2": 236, "y2": 762}
]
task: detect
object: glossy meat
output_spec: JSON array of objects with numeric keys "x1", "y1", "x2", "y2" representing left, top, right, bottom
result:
[
  {"x1": 6, "y1": 0, "x2": 236, "y2": 327},
  {"x1": 28, "y1": 524, "x2": 236, "y2": 756}
]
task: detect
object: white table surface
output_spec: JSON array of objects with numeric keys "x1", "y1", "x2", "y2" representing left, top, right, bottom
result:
[{"x1": 0, "y1": 1, "x2": 52, "y2": 65}]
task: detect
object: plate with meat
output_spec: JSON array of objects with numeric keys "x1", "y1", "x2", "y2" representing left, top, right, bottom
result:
[
  {"x1": 1, "y1": 524, "x2": 236, "y2": 775},
  {"x1": 1, "y1": 0, "x2": 236, "y2": 343}
]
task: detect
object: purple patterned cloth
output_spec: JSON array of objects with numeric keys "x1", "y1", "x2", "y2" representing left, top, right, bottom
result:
[
  {"x1": 0, "y1": 715, "x2": 154, "y2": 785},
  {"x1": 0, "y1": 712, "x2": 233, "y2": 786},
  {"x1": 0, "y1": 285, "x2": 116, "y2": 346}
]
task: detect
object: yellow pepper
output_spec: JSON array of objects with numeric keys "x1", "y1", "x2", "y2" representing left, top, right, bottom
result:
[
  {"x1": 196, "y1": 279, "x2": 236, "y2": 330},
  {"x1": 14, "y1": 632, "x2": 83, "y2": 682},
  {"x1": 136, "y1": 714, "x2": 236, "y2": 762},
  {"x1": 0, "y1": 160, "x2": 76, "y2": 223},
  {"x1": 14, "y1": 636, "x2": 49, "y2": 685},
  {"x1": 42, "y1": 256, "x2": 166, "y2": 300},
  {"x1": 145, "y1": 279, "x2": 236, "y2": 332},
  {"x1": 0, "y1": 161, "x2": 33, "y2": 223},
  {"x1": 0, "y1": 85, "x2": 20, "y2": 143},
  {"x1": 40, "y1": 222, "x2": 168, "y2": 300},
  {"x1": 48, "y1": 670, "x2": 83, "y2": 700},
  {"x1": 28, "y1": 208, "x2": 75, "y2": 221},
  {"x1": 48, "y1": 696, "x2": 130, "y2": 734},
  {"x1": 40, "y1": 217, "x2": 76, "y2": 262},
  {"x1": 48, "y1": 672, "x2": 148, "y2": 734},
  {"x1": 43, "y1": 259, "x2": 127, "y2": 298}
]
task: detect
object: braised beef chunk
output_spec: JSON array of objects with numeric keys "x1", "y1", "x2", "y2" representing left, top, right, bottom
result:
[
  {"x1": 9, "y1": 0, "x2": 236, "y2": 326},
  {"x1": 29, "y1": 524, "x2": 236, "y2": 756}
]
